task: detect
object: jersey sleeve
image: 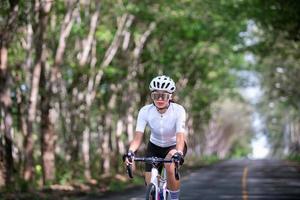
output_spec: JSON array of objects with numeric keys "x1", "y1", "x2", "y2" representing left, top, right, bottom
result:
[
  {"x1": 135, "y1": 106, "x2": 147, "y2": 133},
  {"x1": 176, "y1": 105, "x2": 187, "y2": 134}
]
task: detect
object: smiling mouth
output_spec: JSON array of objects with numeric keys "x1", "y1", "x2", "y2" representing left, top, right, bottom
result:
[{"x1": 156, "y1": 103, "x2": 166, "y2": 108}]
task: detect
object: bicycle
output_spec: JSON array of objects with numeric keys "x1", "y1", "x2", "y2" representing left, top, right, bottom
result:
[{"x1": 125, "y1": 156, "x2": 180, "y2": 200}]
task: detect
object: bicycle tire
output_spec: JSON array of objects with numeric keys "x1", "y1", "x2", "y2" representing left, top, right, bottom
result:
[{"x1": 145, "y1": 183, "x2": 156, "y2": 200}]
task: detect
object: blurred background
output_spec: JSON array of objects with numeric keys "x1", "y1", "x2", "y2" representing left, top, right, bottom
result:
[{"x1": 0, "y1": 0, "x2": 300, "y2": 197}]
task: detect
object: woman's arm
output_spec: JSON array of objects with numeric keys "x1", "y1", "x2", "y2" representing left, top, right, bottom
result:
[
  {"x1": 176, "y1": 132, "x2": 185, "y2": 154},
  {"x1": 129, "y1": 131, "x2": 144, "y2": 153}
]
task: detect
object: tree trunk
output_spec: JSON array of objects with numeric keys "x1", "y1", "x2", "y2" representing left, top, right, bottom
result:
[
  {"x1": 115, "y1": 118, "x2": 125, "y2": 172},
  {"x1": 40, "y1": 0, "x2": 77, "y2": 185},
  {"x1": 124, "y1": 22, "x2": 156, "y2": 142},
  {"x1": 79, "y1": 14, "x2": 134, "y2": 175},
  {"x1": 0, "y1": 132, "x2": 4, "y2": 187},
  {"x1": 0, "y1": 63, "x2": 14, "y2": 187},
  {"x1": 18, "y1": 14, "x2": 34, "y2": 172},
  {"x1": 78, "y1": 3, "x2": 100, "y2": 179},
  {"x1": 82, "y1": 127, "x2": 91, "y2": 179},
  {"x1": 69, "y1": 89, "x2": 81, "y2": 164},
  {"x1": 24, "y1": 0, "x2": 52, "y2": 181},
  {"x1": 102, "y1": 129, "x2": 111, "y2": 175},
  {"x1": 4, "y1": 109, "x2": 13, "y2": 187},
  {"x1": 0, "y1": 0, "x2": 20, "y2": 188},
  {"x1": 0, "y1": 42, "x2": 12, "y2": 190},
  {"x1": 40, "y1": 65, "x2": 56, "y2": 184}
]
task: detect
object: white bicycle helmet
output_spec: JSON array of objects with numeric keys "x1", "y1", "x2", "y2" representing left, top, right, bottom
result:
[{"x1": 149, "y1": 75, "x2": 176, "y2": 93}]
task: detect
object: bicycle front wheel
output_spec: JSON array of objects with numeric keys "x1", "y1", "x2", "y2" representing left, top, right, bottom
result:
[{"x1": 145, "y1": 183, "x2": 157, "y2": 200}]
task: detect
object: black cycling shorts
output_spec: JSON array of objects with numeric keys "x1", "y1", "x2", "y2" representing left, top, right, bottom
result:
[{"x1": 145, "y1": 141, "x2": 187, "y2": 172}]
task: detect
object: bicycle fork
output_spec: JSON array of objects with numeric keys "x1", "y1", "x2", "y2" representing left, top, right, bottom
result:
[
  {"x1": 156, "y1": 168, "x2": 168, "y2": 200},
  {"x1": 151, "y1": 168, "x2": 167, "y2": 200},
  {"x1": 150, "y1": 167, "x2": 160, "y2": 199}
]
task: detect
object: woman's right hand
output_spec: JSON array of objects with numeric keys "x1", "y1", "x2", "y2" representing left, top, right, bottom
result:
[
  {"x1": 122, "y1": 150, "x2": 135, "y2": 165},
  {"x1": 123, "y1": 151, "x2": 135, "y2": 178}
]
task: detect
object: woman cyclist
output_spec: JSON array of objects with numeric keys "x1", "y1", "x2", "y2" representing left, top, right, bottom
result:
[{"x1": 124, "y1": 75, "x2": 187, "y2": 200}]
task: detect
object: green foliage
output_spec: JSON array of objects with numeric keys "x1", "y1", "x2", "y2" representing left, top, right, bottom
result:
[
  {"x1": 109, "y1": 179, "x2": 126, "y2": 191},
  {"x1": 200, "y1": 155, "x2": 221, "y2": 165},
  {"x1": 287, "y1": 154, "x2": 300, "y2": 163},
  {"x1": 96, "y1": 25, "x2": 114, "y2": 43},
  {"x1": 34, "y1": 164, "x2": 43, "y2": 184},
  {"x1": 3, "y1": 0, "x2": 300, "y2": 194},
  {"x1": 71, "y1": 23, "x2": 87, "y2": 38},
  {"x1": 234, "y1": 0, "x2": 300, "y2": 156},
  {"x1": 1, "y1": 178, "x2": 25, "y2": 193},
  {"x1": 103, "y1": 65, "x2": 123, "y2": 78},
  {"x1": 230, "y1": 144, "x2": 252, "y2": 158},
  {"x1": 55, "y1": 156, "x2": 76, "y2": 185},
  {"x1": 108, "y1": 176, "x2": 144, "y2": 192},
  {"x1": 16, "y1": 178, "x2": 30, "y2": 193}
]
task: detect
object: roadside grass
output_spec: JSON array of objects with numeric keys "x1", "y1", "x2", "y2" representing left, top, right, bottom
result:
[
  {"x1": 286, "y1": 154, "x2": 300, "y2": 163},
  {"x1": 185, "y1": 154, "x2": 221, "y2": 167},
  {"x1": 108, "y1": 174, "x2": 144, "y2": 192}
]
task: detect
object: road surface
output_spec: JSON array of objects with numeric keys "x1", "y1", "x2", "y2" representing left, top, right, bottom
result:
[{"x1": 78, "y1": 159, "x2": 300, "y2": 200}]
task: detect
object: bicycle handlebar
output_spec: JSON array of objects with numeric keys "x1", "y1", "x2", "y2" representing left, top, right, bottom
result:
[
  {"x1": 134, "y1": 156, "x2": 173, "y2": 163},
  {"x1": 125, "y1": 156, "x2": 180, "y2": 180}
]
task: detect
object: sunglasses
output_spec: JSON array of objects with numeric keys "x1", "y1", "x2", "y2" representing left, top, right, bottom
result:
[{"x1": 151, "y1": 92, "x2": 172, "y2": 101}]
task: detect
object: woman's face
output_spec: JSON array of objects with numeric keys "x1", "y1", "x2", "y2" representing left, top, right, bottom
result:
[{"x1": 151, "y1": 91, "x2": 171, "y2": 109}]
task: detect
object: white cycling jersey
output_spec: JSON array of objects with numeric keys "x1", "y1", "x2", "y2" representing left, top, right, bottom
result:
[{"x1": 135, "y1": 102, "x2": 186, "y2": 147}]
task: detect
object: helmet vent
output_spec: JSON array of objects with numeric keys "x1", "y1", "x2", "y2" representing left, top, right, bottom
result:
[
  {"x1": 153, "y1": 81, "x2": 156, "y2": 87},
  {"x1": 161, "y1": 83, "x2": 165, "y2": 88},
  {"x1": 170, "y1": 87, "x2": 175, "y2": 91},
  {"x1": 157, "y1": 82, "x2": 160, "y2": 88},
  {"x1": 165, "y1": 83, "x2": 170, "y2": 88}
]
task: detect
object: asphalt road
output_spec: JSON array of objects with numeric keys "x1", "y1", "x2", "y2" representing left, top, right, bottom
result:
[{"x1": 79, "y1": 159, "x2": 300, "y2": 200}]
